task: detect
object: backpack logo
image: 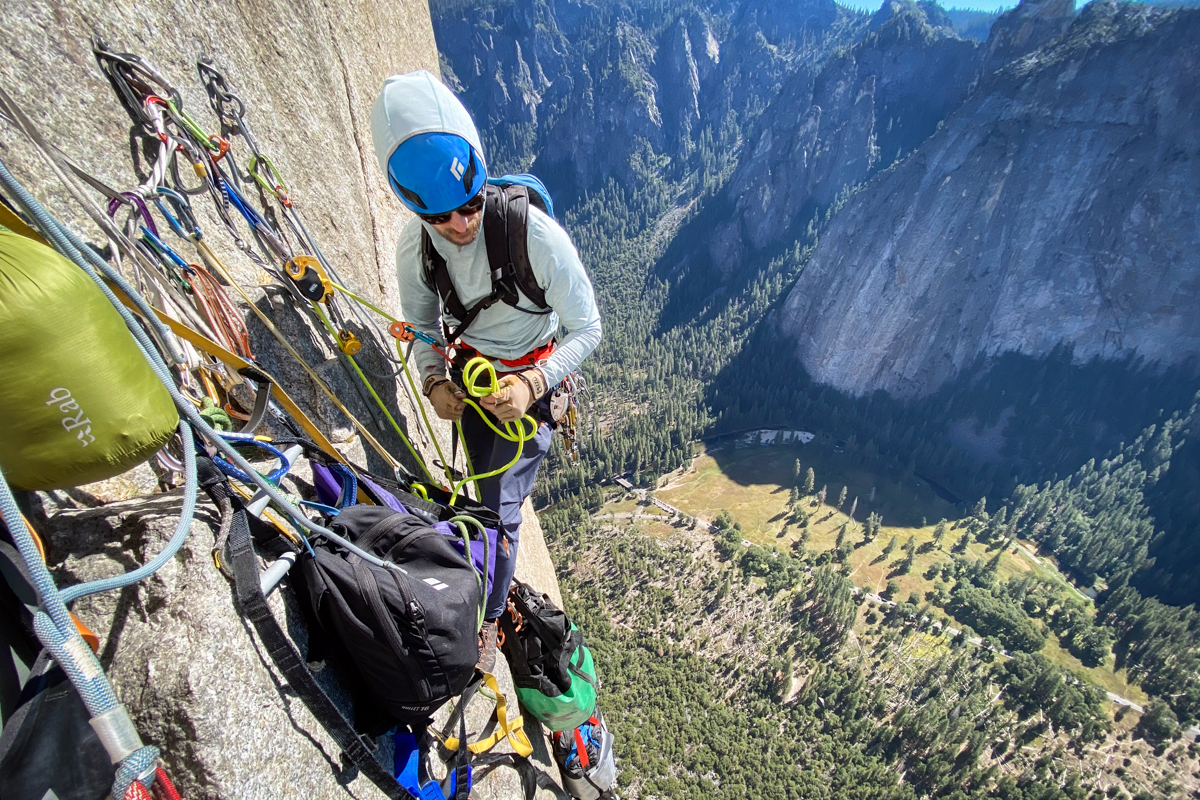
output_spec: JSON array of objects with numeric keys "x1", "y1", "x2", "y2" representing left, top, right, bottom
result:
[
  {"x1": 422, "y1": 577, "x2": 449, "y2": 591},
  {"x1": 450, "y1": 157, "x2": 465, "y2": 181},
  {"x1": 47, "y1": 387, "x2": 94, "y2": 447}
]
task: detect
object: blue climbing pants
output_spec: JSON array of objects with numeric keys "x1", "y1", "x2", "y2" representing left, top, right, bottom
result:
[{"x1": 458, "y1": 392, "x2": 554, "y2": 621}]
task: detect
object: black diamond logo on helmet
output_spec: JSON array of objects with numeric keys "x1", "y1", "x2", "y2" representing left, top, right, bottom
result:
[{"x1": 462, "y1": 147, "x2": 478, "y2": 193}]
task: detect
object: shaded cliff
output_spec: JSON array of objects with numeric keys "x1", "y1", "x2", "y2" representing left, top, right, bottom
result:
[
  {"x1": 778, "y1": 0, "x2": 1200, "y2": 398},
  {"x1": 660, "y1": 0, "x2": 978, "y2": 291},
  {"x1": 432, "y1": 0, "x2": 857, "y2": 200}
]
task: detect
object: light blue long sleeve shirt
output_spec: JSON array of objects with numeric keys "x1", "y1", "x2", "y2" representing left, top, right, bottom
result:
[{"x1": 395, "y1": 205, "x2": 602, "y2": 387}]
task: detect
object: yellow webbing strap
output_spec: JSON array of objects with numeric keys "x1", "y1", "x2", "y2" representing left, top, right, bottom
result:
[
  {"x1": 0, "y1": 203, "x2": 50, "y2": 246},
  {"x1": 108, "y1": 280, "x2": 346, "y2": 464},
  {"x1": 441, "y1": 672, "x2": 534, "y2": 757}
]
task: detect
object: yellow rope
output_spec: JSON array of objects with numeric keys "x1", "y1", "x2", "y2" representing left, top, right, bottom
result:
[
  {"x1": 327, "y1": 280, "x2": 453, "y2": 480},
  {"x1": 310, "y1": 302, "x2": 437, "y2": 485},
  {"x1": 449, "y1": 357, "x2": 538, "y2": 506}
]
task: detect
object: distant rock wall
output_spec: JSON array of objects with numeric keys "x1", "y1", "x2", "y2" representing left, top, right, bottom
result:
[
  {"x1": 778, "y1": 1, "x2": 1200, "y2": 397},
  {"x1": 433, "y1": 0, "x2": 841, "y2": 199},
  {"x1": 701, "y1": 0, "x2": 978, "y2": 278}
]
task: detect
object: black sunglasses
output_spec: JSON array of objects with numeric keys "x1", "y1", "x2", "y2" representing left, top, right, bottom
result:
[{"x1": 417, "y1": 192, "x2": 485, "y2": 225}]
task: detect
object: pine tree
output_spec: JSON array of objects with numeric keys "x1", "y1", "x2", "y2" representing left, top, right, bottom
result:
[
  {"x1": 933, "y1": 518, "x2": 948, "y2": 548},
  {"x1": 837, "y1": 486, "x2": 847, "y2": 510},
  {"x1": 792, "y1": 459, "x2": 802, "y2": 484},
  {"x1": 848, "y1": 497, "x2": 858, "y2": 520},
  {"x1": 972, "y1": 496, "x2": 987, "y2": 519},
  {"x1": 802, "y1": 467, "x2": 816, "y2": 495},
  {"x1": 817, "y1": 485, "x2": 828, "y2": 505},
  {"x1": 865, "y1": 512, "x2": 883, "y2": 540}
]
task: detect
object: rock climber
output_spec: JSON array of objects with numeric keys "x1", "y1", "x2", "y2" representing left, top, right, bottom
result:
[{"x1": 370, "y1": 71, "x2": 602, "y2": 670}]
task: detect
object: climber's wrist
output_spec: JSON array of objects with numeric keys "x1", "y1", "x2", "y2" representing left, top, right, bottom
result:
[
  {"x1": 423, "y1": 375, "x2": 450, "y2": 397},
  {"x1": 516, "y1": 368, "x2": 548, "y2": 400}
]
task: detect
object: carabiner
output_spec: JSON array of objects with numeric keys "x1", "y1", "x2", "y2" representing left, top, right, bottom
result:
[
  {"x1": 248, "y1": 154, "x2": 291, "y2": 207},
  {"x1": 108, "y1": 192, "x2": 159, "y2": 238},
  {"x1": 155, "y1": 187, "x2": 202, "y2": 240}
]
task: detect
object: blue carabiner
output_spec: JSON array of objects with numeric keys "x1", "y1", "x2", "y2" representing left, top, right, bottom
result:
[
  {"x1": 211, "y1": 432, "x2": 292, "y2": 485},
  {"x1": 155, "y1": 187, "x2": 202, "y2": 240},
  {"x1": 141, "y1": 226, "x2": 195, "y2": 274}
]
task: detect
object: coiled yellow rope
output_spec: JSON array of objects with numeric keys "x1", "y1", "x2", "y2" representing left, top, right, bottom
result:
[{"x1": 450, "y1": 356, "x2": 538, "y2": 505}]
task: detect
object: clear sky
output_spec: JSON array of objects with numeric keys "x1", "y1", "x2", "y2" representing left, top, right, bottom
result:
[{"x1": 838, "y1": 0, "x2": 1016, "y2": 11}]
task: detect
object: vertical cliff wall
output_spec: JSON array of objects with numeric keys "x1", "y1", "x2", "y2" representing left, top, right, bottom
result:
[
  {"x1": 1, "y1": 0, "x2": 441, "y2": 474},
  {"x1": 778, "y1": 1, "x2": 1200, "y2": 398}
]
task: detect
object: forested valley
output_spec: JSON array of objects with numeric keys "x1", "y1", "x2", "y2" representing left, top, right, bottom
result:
[{"x1": 431, "y1": 0, "x2": 1200, "y2": 796}]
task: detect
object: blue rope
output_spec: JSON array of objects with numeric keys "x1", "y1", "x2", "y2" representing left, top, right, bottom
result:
[
  {"x1": 111, "y1": 745, "x2": 161, "y2": 800},
  {"x1": 1, "y1": 470, "x2": 119, "y2": 716},
  {"x1": 59, "y1": 421, "x2": 198, "y2": 604}
]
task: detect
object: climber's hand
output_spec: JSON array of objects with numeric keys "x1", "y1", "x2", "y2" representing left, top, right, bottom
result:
[
  {"x1": 428, "y1": 379, "x2": 466, "y2": 421},
  {"x1": 480, "y1": 370, "x2": 543, "y2": 424}
]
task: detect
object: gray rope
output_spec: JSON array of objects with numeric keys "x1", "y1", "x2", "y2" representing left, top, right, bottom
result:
[{"x1": 0, "y1": 156, "x2": 398, "y2": 572}]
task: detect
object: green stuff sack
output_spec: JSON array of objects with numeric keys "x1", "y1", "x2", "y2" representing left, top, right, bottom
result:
[
  {"x1": 0, "y1": 229, "x2": 177, "y2": 490},
  {"x1": 498, "y1": 580, "x2": 599, "y2": 732}
]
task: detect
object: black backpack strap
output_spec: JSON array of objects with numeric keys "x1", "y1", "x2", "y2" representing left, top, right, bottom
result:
[
  {"x1": 421, "y1": 229, "x2": 470, "y2": 324},
  {"x1": 494, "y1": 184, "x2": 548, "y2": 311},
  {"x1": 201, "y1": 458, "x2": 410, "y2": 800}
]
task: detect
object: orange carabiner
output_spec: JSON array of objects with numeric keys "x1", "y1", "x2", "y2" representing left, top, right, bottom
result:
[{"x1": 209, "y1": 135, "x2": 231, "y2": 162}]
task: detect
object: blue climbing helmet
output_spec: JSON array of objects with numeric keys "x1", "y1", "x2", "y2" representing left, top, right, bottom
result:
[
  {"x1": 387, "y1": 132, "x2": 486, "y2": 215},
  {"x1": 371, "y1": 71, "x2": 489, "y2": 216}
]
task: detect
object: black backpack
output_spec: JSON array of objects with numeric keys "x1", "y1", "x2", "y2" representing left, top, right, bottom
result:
[
  {"x1": 420, "y1": 175, "x2": 555, "y2": 343},
  {"x1": 300, "y1": 504, "x2": 485, "y2": 724}
]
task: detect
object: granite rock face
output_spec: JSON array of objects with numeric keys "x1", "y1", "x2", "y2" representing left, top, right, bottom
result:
[
  {"x1": 976, "y1": 0, "x2": 1076, "y2": 81},
  {"x1": 679, "y1": 0, "x2": 978, "y2": 278},
  {"x1": 0, "y1": 0, "x2": 446, "y2": 478},
  {"x1": 779, "y1": 1, "x2": 1200, "y2": 397}
]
